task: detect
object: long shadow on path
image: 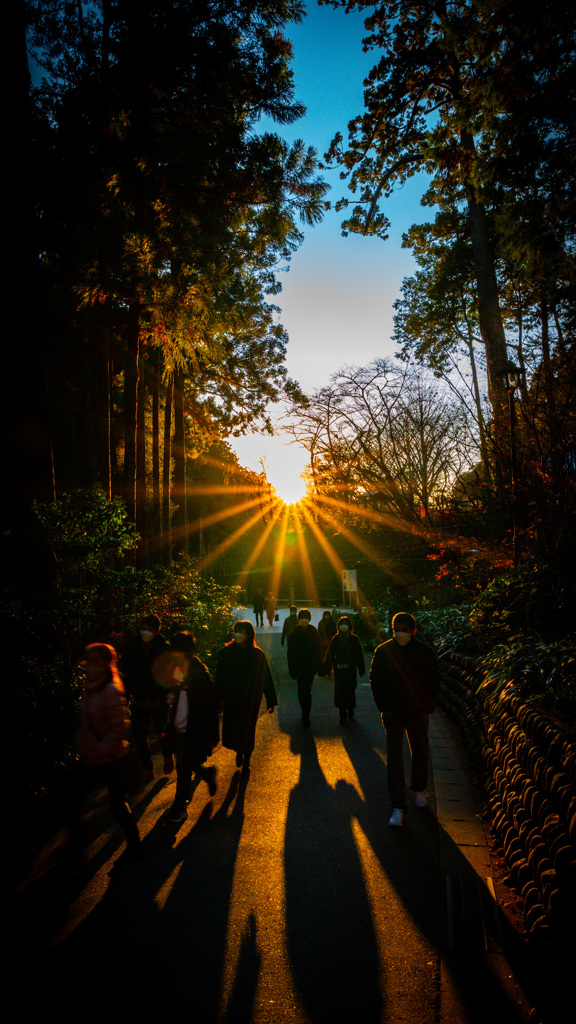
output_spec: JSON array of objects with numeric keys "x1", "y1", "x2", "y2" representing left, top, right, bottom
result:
[
  {"x1": 282, "y1": 715, "x2": 382, "y2": 1024},
  {"x1": 17, "y1": 772, "x2": 255, "y2": 1021}
]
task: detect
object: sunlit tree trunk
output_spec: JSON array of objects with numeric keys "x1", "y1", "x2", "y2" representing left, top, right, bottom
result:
[
  {"x1": 136, "y1": 336, "x2": 147, "y2": 566},
  {"x1": 150, "y1": 346, "x2": 161, "y2": 563},
  {"x1": 172, "y1": 368, "x2": 186, "y2": 558},
  {"x1": 123, "y1": 301, "x2": 139, "y2": 524},
  {"x1": 162, "y1": 377, "x2": 172, "y2": 563}
]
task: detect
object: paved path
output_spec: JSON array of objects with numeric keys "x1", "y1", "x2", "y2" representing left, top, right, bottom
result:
[{"x1": 11, "y1": 613, "x2": 533, "y2": 1023}]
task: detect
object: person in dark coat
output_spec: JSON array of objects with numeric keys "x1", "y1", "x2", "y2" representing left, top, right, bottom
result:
[
  {"x1": 369, "y1": 612, "x2": 440, "y2": 828},
  {"x1": 215, "y1": 620, "x2": 277, "y2": 776},
  {"x1": 120, "y1": 613, "x2": 172, "y2": 780},
  {"x1": 281, "y1": 605, "x2": 299, "y2": 646},
  {"x1": 252, "y1": 589, "x2": 264, "y2": 628},
  {"x1": 322, "y1": 615, "x2": 365, "y2": 723},
  {"x1": 164, "y1": 632, "x2": 220, "y2": 823},
  {"x1": 318, "y1": 609, "x2": 337, "y2": 660},
  {"x1": 287, "y1": 608, "x2": 322, "y2": 726}
]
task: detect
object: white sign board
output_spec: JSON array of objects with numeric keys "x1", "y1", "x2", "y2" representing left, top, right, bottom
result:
[{"x1": 342, "y1": 570, "x2": 357, "y2": 592}]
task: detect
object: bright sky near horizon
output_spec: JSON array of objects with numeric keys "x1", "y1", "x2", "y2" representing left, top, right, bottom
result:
[{"x1": 229, "y1": 2, "x2": 427, "y2": 501}]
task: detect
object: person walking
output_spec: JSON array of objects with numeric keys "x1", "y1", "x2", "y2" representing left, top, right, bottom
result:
[
  {"x1": 281, "y1": 605, "x2": 299, "y2": 646},
  {"x1": 215, "y1": 620, "x2": 277, "y2": 776},
  {"x1": 287, "y1": 608, "x2": 322, "y2": 726},
  {"x1": 67, "y1": 643, "x2": 142, "y2": 866},
  {"x1": 164, "y1": 632, "x2": 220, "y2": 823},
  {"x1": 252, "y1": 588, "x2": 264, "y2": 628},
  {"x1": 121, "y1": 613, "x2": 172, "y2": 780},
  {"x1": 322, "y1": 615, "x2": 365, "y2": 724},
  {"x1": 369, "y1": 612, "x2": 440, "y2": 827},
  {"x1": 318, "y1": 609, "x2": 337, "y2": 660},
  {"x1": 265, "y1": 591, "x2": 277, "y2": 627}
]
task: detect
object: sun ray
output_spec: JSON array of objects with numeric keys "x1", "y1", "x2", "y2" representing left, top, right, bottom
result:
[
  {"x1": 311, "y1": 502, "x2": 387, "y2": 568},
  {"x1": 299, "y1": 504, "x2": 370, "y2": 608},
  {"x1": 292, "y1": 505, "x2": 319, "y2": 607},
  {"x1": 269, "y1": 503, "x2": 291, "y2": 601},
  {"x1": 311, "y1": 492, "x2": 415, "y2": 534},
  {"x1": 240, "y1": 499, "x2": 286, "y2": 577},
  {"x1": 186, "y1": 495, "x2": 266, "y2": 535},
  {"x1": 193, "y1": 498, "x2": 278, "y2": 574},
  {"x1": 308, "y1": 496, "x2": 410, "y2": 591}
]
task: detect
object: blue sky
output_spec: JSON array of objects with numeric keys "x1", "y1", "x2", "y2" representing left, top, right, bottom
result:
[{"x1": 230, "y1": 2, "x2": 428, "y2": 495}]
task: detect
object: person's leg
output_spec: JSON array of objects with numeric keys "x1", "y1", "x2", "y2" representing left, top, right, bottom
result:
[
  {"x1": 406, "y1": 714, "x2": 430, "y2": 795},
  {"x1": 152, "y1": 701, "x2": 173, "y2": 773},
  {"x1": 297, "y1": 675, "x2": 313, "y2": 722},
  {"x1": 171, "y1": 734, "x2": 193, "y2": 811},
  {"x1": 63, "y1": 761, "x2": 96, "y2": 860},
  {"x1": 130, "y1": 704, "x2": 153, "y2": 773},
  {"x1": 382, "y1": 712, "x2": 407, "y2": 809},
  {"x1": 105, "y1": 759, "x2": 141, "y2": 853}
]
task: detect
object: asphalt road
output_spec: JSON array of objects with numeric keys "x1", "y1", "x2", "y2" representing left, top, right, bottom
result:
[{"x1": 11, "y1": 612, "x2": 533, "y2": 1023}]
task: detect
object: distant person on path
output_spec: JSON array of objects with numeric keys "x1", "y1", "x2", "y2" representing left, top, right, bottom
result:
[
  {"x1": 265, "y1": 591, "x2": 277, "y2": 627},
  {"x1": 252, "y1": 589, "x2": 264, "y2": 628},
  {"x1": 215, "y1": 620, "x2": 277, "y2": 776},
  {"x1": 369, "y1": 612, "x2": 440, "y2": 828},
  {"x1": 287, "y1": 608, "x2": 322, "y2": 726},
  {"x1": 281, "y1": 605, "x2": 299, "y2": 646},
  {"x1": 121, "y1": 613, "x2": 172, "y2": 780},
  {"x1": 322, "y1": 615, "x2": 365, "y2": 724},
  {"x1": 67, "y1": 643, "x2": 142, "y2": 866},
  {"x1": 318, "y1": 609, "x2": 337, "y2": 660},
  {"x1": 164, "y1": 632, "x2": 219, "y2": 823}
]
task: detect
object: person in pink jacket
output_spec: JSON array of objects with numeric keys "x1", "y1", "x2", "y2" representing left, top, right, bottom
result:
[{"x1": 67, "y1": 643, "x2": 142, "y2": 866}]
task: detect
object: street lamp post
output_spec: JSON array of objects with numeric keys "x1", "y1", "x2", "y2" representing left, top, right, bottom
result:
[{"x1": 501, "y1": 363, "x2": 523, "y2": 567}]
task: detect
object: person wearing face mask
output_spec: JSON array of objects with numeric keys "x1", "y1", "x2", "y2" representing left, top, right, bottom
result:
[
  {"x1": 369, "y1": 612, "x2": 440, "y2": 827},
  {"x1": 286, "y1": 608, "x2": 322, "y2": 726},
  {"x1": 215, "y1": 620, "x2": 277, "y2": 776},
  {"x1": 322, "y1": 615, "x2": 366, "y2": 724},
  {"x1": 66, "y1": 644, "x2": 142, "y2": 866},
  {"x1": 120, "y1": 613, "x2": 171, "y2": 781}
]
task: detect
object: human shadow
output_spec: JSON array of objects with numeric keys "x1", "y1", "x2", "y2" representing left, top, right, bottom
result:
[
  {"x1": 283, "y1": 719, "x2": 382, "y2": 1024},
  {"x1": 341, "y1": 719, "x2": 530, "y2": 1024},
  {"x1": 19, "y1": 770, "x2": 256, "y2": 1022}
]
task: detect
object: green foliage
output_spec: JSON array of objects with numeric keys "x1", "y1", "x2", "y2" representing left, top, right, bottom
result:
[
  {"x1": 469, "y1": 561, "x2": 574, "y2": 639},
  {"x1": 7, "y1": 491, "x2": 240, "y2": 805},
  {"x1": 32, "y1": 487, "x2": 139, "y2": 575},
  {"x1": 410, "y1": 603, "x2": 474, "y2": 657},
  {"x1": 476, "y1": 640, "x2": 576, "y2": 717}
]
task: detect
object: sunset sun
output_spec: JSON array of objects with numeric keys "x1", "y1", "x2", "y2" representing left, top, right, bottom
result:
[{"x1": 265, "y1": 451, "x2": 309, "y2": 506}]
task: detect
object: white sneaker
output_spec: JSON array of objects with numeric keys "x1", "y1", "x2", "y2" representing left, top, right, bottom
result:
[
  {"x1": 389, "y1": 808, "x2": 405, "y2": 827},
  {"x1": 414, "y1": 791, "x2": 428, "y2": 808}
]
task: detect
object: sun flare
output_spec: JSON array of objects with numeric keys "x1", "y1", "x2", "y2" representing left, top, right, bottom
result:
[{"x1": 264, "y1": 449, "x2": 309, "y2": 506}]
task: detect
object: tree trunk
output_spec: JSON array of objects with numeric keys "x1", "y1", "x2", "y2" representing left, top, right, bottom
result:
[
  {"x1": 94, "y1": 298, "x2": 111, "y2": 498},
  {"x1": 172, "y1": 368, "x2": 187, "y2": 558},
  {"x1": 123, "y1": 301, "x2": 139, "y2": 525},
  {"x1": 465, "y1": 192, "x2": 509, "y2": 457},
  {"x1": 136, "y1": 335, "x2": 147, "y2": 566},
  {"x1": 150, "y1": 346, "x2": 161, "y2": 563},
  {"x1": 162, "y1": 377, "x2": 172, "y2": 563}
]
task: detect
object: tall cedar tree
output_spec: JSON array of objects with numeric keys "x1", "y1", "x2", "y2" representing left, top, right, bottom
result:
[{"x1": 26, "y1": 1, "x2": 327, "y2": 559}]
